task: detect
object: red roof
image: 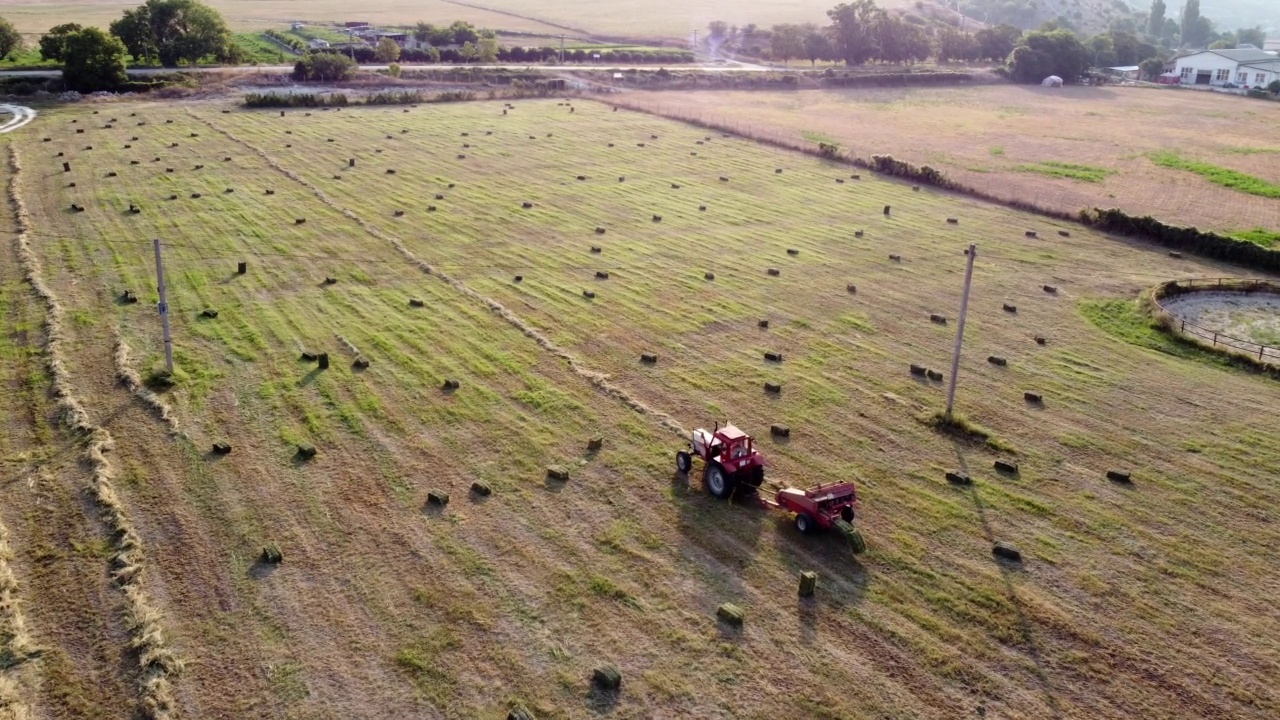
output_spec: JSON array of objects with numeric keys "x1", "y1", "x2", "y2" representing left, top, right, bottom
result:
[{"x1": 718, "y1": 424, "x2": 748, "y2": 440}]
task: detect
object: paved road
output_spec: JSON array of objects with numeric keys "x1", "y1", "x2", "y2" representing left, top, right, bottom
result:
[{"x1": 0, "y1": 61, "x2": 775, "y2": 79}]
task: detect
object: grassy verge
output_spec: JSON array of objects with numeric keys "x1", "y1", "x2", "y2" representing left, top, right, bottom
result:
[
  {"x1": 1149, "y1": 151, "x2": 1280, "y2": 199},
  {"x1": 233, "y1": 33, "x2": 291, "y2": 65},
  {"x1": 1015, "y1": 161, "x2": 1113, "y2": 183},
  {"x1": 1230, "y1": 228, "x2": 1280, "y2": 248}
]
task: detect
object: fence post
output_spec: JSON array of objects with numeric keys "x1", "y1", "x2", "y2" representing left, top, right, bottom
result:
[
  {"x1": 1181, "y1": 319, "x2": 1185, "y2": 333},
  {"x1": 1212, "y1": 332, "x2": 1218, "y2": 346},
  {"x1": 1262, "y1": 345, "x2": 1266, "y2": 361}
]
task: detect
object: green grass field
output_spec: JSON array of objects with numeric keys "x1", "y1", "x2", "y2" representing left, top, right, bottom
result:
[
  {"x1": 1, "y1": 98, "x2": 1278, "y2": 719},
  {"x1": 1150, "y1": 151, "x2": 1280, "y2": 199}
]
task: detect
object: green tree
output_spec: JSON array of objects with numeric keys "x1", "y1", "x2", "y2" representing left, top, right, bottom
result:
[
  {"x1": 1236, "y1": 26, "x2": 1265, "y2": 48},
  {"x1": 413, "y1": 22, "x2": 433, "y2": 43},
  {"x1": 1147, "y1": 0, "x2": 1165, "y2": 39},
  {"x1": 449, "y1": 21, "x2": 478, "y2": 45},
  {"x1": 1208, "y1": 35, "x2": 1235, "y2": 50},
  {"x1": 0, "y1": 17, "x2": 21, "y2": 59},
  {"x1": 1269, "y1": 79, "x2": 1280, "y2": 94},
  {"x1": 1007, "y1": 29, "x2": 1089, "y2": 83},
  {"x1": 63, "y1": 27, "x2": 128, "y2": 91},
  {"x1": 873, "y1": 14, "x2": 929, "y2": 64},
  {"x1": 425, "y1": 46, "x2": 441, "y2": 63},
  {"x1": 292, "y1": 51, "x2": 355, "y2": 81},
  {"x1": 374, "y1": 37, "x2": 400, "y2": 62},
  {"x1": 388, "y1": 61, "x2": 401, "y2": 77},
  {"x1": 936, "y1": 27, "x2": 978, "y2": 64},
  {"x1": 1139, "y1": 56, "x2": 1164, "y2": 80},
  {"x1": 459, "y1": 41, "x2": 478, "y2": 62},
  {"x1": 769, "y1": 23, "x2": 805, "y2": 64},
  {"x1": 802, "y1": 26, "x2": 832, "y2": 66},
  {"x1": 110, "y1": 0, "x2": 234, "y2": 66},
  {"x1": 39, "y1": 22, "x2": 84, "y2": 61},
  {"x1": 827, "y1": 0, "x2": 884, "y2": 66},
  {"x1": 975, "y1": 24, "x2": 1021, "y2": 63},
  {"x1": 477, "y1": 36, "x2": 499, "y2": 63},
  {"x1": 1181, "y1": 0, "x2": 1204, "y2": 47}
]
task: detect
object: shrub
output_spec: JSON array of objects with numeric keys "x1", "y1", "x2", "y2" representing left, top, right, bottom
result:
[{"x1": 1079, "y1": 208, "x2": 1280, "y2": 272}]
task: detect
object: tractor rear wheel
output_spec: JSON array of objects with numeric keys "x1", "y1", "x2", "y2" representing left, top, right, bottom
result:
[
  {"x1": 795, "y1": 513, "x2": 814, "y2": 534},
  {"x1": 705, "y1": 462, "x2": 735, "y2": 499},
  {"x1": 676, "y1": 451, "x2": 692, "y2": 474},
  {"x1": 748, "y1": 464, "x2": 765, "y2": 488}
]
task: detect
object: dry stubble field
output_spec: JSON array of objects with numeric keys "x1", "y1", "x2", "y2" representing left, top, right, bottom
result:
[
  {"x1": 625, "y1": 84, "x2": 1280, "y2": 236},
  {"x1": 0, "y1": 98, "x2": 1278, "y2": 720}
]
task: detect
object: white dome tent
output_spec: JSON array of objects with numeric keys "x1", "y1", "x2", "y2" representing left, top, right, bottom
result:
[{"x1": 1041, "y1": 75, "x2": 1064, "y2": 87}]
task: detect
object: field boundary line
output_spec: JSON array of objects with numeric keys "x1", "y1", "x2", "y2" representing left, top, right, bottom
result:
[
  {"x1": 189, "y1": 111, "x2": 688, "y2": 438},
  {"x1": 8, "y1": 146, "x2": 182, "y2": 720}
]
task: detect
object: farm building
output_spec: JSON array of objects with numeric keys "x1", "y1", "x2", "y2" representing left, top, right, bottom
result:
[{"x1": 1173, "y1": 47, "x2": 1279, "y2": 87}]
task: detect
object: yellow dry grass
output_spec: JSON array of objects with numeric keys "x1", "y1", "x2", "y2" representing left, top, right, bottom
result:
[
  {"x1": 0, "y1": 97, "x2": 1276, "y2": 719},
  {"x1": 626, "y1": 84, "x2": 1280, "y2": 235}
]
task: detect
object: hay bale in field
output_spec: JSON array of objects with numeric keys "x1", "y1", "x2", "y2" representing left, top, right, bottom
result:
[
  {"x1": 590, "y1": 245, "x2": 602, "y2": 253},
  {"x1": 194, "y1": 164, "x2": 204, "y2": 170},
  {"x1": 595, "y1": 271, "x2": 609, "y2": 279},
  {"x1": 167, "y1": 194, "x2": 177, "y2": 200},
  {"x1": 190, "y1": 193, "x2": 202, "y2": 199},
  {"x1": 238, "y1": 262, "x2": 247, "y2": 274},
  {"x1": 1024, "y1": 392, "x2": 1042, "y2": 403},
  {"x1": 166, "y1": 168, "x2": 174, "y2": 173},
  {"x1": 127, "y1": 204, "x2": 140, "y2": 214},
  {"x1": 408, "y1": 298, "x2": 424, "y2": 307},
  {"x1": 926, "y1": 369, "x2": 943, "y2": 381},
  {"x1": 1168, "y1": 251, "x2": 1183, "y2": 259},
  {"x1": 995, "y1": 460, "x2": 1018, "y2": 474},
  {"x1": 434, "y1": 194, "x2": 444, "y2": 200},
  {"x1": 1106, "y1": 470, "x2": 1132, "y2": 484},
  {"x1": 851, "y1": 174, "x2": 860, "y2": 180},
  {"x1": 716, "y1": 603, "x2": 744, "y2": 627},
  {"x1": 764, "y1": 351, "x2": 783, "y2": 362},
  {"x1": 1034, "y1": 336, "x2": 1047, "y2": 345},
  {"x1": 1043, "y1": 285, "x2": 1057, "y2": 294},
  {"x1": 912, "y1": 185, "x2": 920, "y2": 191},
  {"x1": 1003, "y1": 303, "x2": 1017, "y2": 313},
  {"x1": 42, "y1": 137, "x2": 50, "y2": 142},
  {"x1": 130, "y1": 160, "x2": 139, "y2": 165},
  {"x1": 225, "y1": 188, "x2": 234, "y2": 194},
  {"x1": 353, "y1": 357, "x2": 369, "y2": 370},
  {"x1": 285, "y1": 144, "x2": 292, "y2": 148},
  {"x1": 522, "y1": 201, "x2": 534, "y2": 208},
  {"x1": 690, "y1": 152, "x2": 697, "y2": 156},
  {"x1": 322, "y1": 276, "x2": 337, "y2": 285},
  {"x1": 786, "y1": 248, "x2": 799, "y2": 256},
  {"x1": 265, "y1": 189, "x2": 275, "y2": 195},
  {"x1": 85, "y1": 145, "x2": 93, "y2": 150},
  {"x1": 261, "y1": 544, "x2": 284, "y2": 563},
  {"x1": 513, "y1": 275, "x2": 522, "y2": 283},
  {"x1": 583, "y1": 289, "x2": 596, "y2": 299},
  {"x1": 764, "y1": 382, "x2": 782, "y2": 394},
  {"x1": 457, "y1": 154, "x2": 466, "y2": 159},
  {"x1": 317, "y1": 353, "x2": 330, "y2": 370},
  {"x1": 946, "y1": 470, "x2": 971, "y2": 486},
  {"x1": 1058, "y1": 230, "x2": 1070, "y2": 237},
  {"x1": 587, "y1": 436, "x2": 604, "y2": 452},
  {"x1": 76, "y1": 129, "x2": 84, "y2": 134},
  {"x1": 640, "y1": 353, "x2": 658, "y2": 364},
  {"x1": 652, "y1": 215, "x2": 662, "y2": 222},
  {"x1": 394, "y1": 210, "x2": 404, "y2": 217},
  {"x1": 448, "y1": 183, "x2": 456, "y2": 189},
  {"x1": 719, "y1": 176, "x2": 729, "y2": 182},
  {"x1": 1025, "y1": 231, "x2": 1037, "y2": 238},
  {"x1": 671, "y1": 183, "x2": 681, "y2": 189},
  {"x1": 909, "y1": 364, "x2": 926, "y2": 377},
  {"x1": 699, "y1": 205, "x2": 707, "y2": 211},
  {"x1": 775, "y1": 168, "x2": 783, "y2": 174},
  {"x1": 199, "y1": 309, "x2": 219, "y2": 320},
  {"x1": 705, "y1": 272, "x2": 715, "y2": 280},
  {"x1": 618, "y1": 176, "x2": 625, "y2": 182},
  {"x1": 947, "y1": 218, "x2": 958, "y2": 224},
  {"x1": 297, "y1": 444, "x2": 317, "y2": 459},
  {"x1": 212, "y1": 442, "x2": 232, "y2": 455},
  {"x1": 442, "y1": 379, "x2": 461, "y2": 391},
  {"x1": 890, "y1": 254, "x2": 902, "y2": 262},
  {"x1": 758, "y1": 319, "x2": 769, "y2": 328},
  {"x1": 854, "y1": 230, "x2": 864, "y2": 238},
  {"x1": 121, "y1": 290, "x2": 138, "y2": 303},
  {"x1": 770, "y1": 424, "x2": 790, "y2": 438},
  {"x1": 547, "y1": 466, "x2": 569, "y2": 481},
  {"x1": 427, "y1": 490, "x2": 449, "y2": 506},
  {"x1": 592, "y1": 666, "x2": 621, "y2": 690},
  {"x1": 386, "y1": 169, "x2": 396, "y2": 174},
  {"x1": 836, "y1": 178, "x2": 845, "y2": 184},
  {"x1": 471, "y1": 481, "x2": 492, "y2": 497},
  {"x1": 463, "y1": 144, "x2": 470, "y2": 149},
  {"x1": 992, "y1": 543, "x2": 1021, "y2": 562},
  {"x1": 883, "y1": 205, "x2": 891, "y2": 215},
  {"x1": 988, "y1": 356, "x2": 1006, "y2": 366},
  {"x1": 767, "y1": 268, "x2": 780, "y2": 276},
  {"x1": 69, "y1": 203, "x2": 84, "y2": 212},
  {"x1": 799, "y1": 571, "x2": 817, "y2": 597},
  {"x1": 594, "y1": 227, "x2": 606, "y2": 235},
  {"x1": 930, "y1": 313, "x2": 946, "y2": 324},
  {"x1": 607, "y1": 143, "x2": 614, "y2": 147},
  {"x1": 847, "y1": 284, "x2": 857, "y2": 294}
]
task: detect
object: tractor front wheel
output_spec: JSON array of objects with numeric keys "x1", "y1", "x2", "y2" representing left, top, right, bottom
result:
[
  {"x1": 795, "y1": 513, "x2": 814, "y2": 534},
  {"x1": 705, "y1": 462, "x2": 736, "y2": 499},
  {"x1": 676, "y1": 451, "x2": 692, "y2": 474}
]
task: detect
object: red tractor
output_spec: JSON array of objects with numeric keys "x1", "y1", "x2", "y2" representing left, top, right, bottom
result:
[{"x1": 676, "y1": 423, "x2": 865, "y2": 553}]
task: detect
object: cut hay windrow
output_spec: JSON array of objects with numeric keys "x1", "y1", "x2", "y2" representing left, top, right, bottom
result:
[
  {"x1": 114, "y1": 332, "x2": 180, "y2": 435},
  {"x1": 0, "y1": 513, "x2": 37, "y2": 707},
  {"x1": 8, "y1": 146, "x2": 181, "y2": 719},
  {"x1": 190, "y1": 111, "x2": 691, "y2": 438}
]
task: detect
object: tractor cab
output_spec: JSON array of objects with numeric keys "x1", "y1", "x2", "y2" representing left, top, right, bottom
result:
[
  {"x1": 695, "y1": 424, "x2": 752, "y2": 462},
  {"x1": 681, "y1": 423, "x2": 766, "y2": 499}
]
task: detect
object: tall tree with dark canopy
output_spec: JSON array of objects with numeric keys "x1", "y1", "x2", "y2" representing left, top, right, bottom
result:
[
  {"x1": 63, "y1": 27, "x2": 128, "y2": 91},
  {"x1": 110, "y1": 0, "x2": 233, "y2": 66},
  {"x1": 1007, "y1": 29, "x2": 1089, "y2": 83},
  {"x1": 827, "y1": 0, "x2": 884, "y2": 66},
  {"x1": 0, "y1": 17, "x2": 21, "y2": 59},
  {"x1": 39, "y1": 22, "x2": 84, "y2": 61},
  {"x1": 1147, "y1": 0, "x2": 1166, "y2": 39}
]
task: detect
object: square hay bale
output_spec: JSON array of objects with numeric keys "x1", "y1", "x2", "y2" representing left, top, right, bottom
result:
[
  {"x1": 1025, "y1": 230, "x2": 1037, "y2": 238},
  {"x1": 764, "y1": 382, "x2": 782, "y2": 394},
  {"x1": 457, "y1": 154, "x2": 466, "y2": 160},
  {"x1": 353, "y1": 357, "x2": 370, "y2": 370},
  {"x1": 775, "y1": 168, "x2": 783, "y2": 174},
  {"x1": 930, "y1": 313, "x2": 947, "y2": 324},
  {"x1": 237, "y1": 262, "x2": 247, "y2": 274},
  {"x1": 121, "y1": 290, "x2": 138, "y2": 304},
  {"x1": 671, "y1": 183, "x2": 681, "y2": 189},
  {"x1": 386, "y1": 169, "x2": 396, "y2": 174},
  {"x1": 637, "y1": 143, "x2": 645, "y2": 147},
  {"x1": 442, "y1": 379, "x2": 461, "y2": 391},
  {"x1": 926, "y1": 369, "x2": 943, "y2": 381},
  {"x1": 595, "y1": 271, "x2": 609, "y2": 279},
  {"x1": 890, "y1": 254, "x2": 902, "y2": 262},
  {"x1": 592, "y1": 666, "x2": 621, "y2": 690},
  {"x1": 224, "y1": 156, "x2": 231, "y2": 161},
  {"x1": 470, "y1": 481, "x2": 492, "y2": 497},
  {"x1": 546, "y1": 466, "x2": 569, "y2": 481},
  {"x1": 513, "y1": 275, "x2": 523, "y2": 282},
  {"x1": 435, "y1": 194, "x2": 445, "y2": 200},
  {"x1": 946, "y1": 470, "x2": 971, "y2": 485},
  {"x1": 427, "y1": 490, "x2": 450, "y2": 506},
  {"x1": 322, "y1": 276, "x2": 337, "y2": 285},
  {"x1": 699, "y1": 205, "x2": 707, "y2": 211},
  {"x1": 618, "y1": 176, "x2": 625, "y2": 182},
  {"x1": 590, "y1": 245, "x2": 602, "y2": 253},
  {"x1": 912, "y1": 185, "x2": 920, "y2": 191},
  {"x1": 640, "y1": 353, "x2": 658, "y2": 364},
  {"x1": 128, "y1": 204, "x2": 140, "y2": 214},
  {"x1": 716, "y1": 603, "x2": 744, "y2": 627},
  {"x1": 296, "y1": 444, "x2": 317, "y2": 459},
  {"x1": 70, "y1": 203, "x2": 84, "y2": 212},
  {"x1": 652, "y1": 214, "x2": 662, "y2": 222},
  {"x1": 167, "y1": 195, "x2": 177, "y2": 200},
  {"x1": 909, "y1": 364, "x2": 927, "y2": 377},
  {"x1": 836, "y1": 178, "x2": 845, "y2": 184},
  {"x1": 394, "y1": 210, "x2": 404, "y2": 217},
  {"x1": 704, "y1": 272, "x2": 715, "y2": 280},
  {"x1": 758, "y1": 319, "x2": 769, "y2": 328},
  {"x1": 992, "y1": 543, "x2": 1022, "y2": 562},
  {"x1": 166, "y1": 168, "x2": 174, "y2": 173},
  {"x1": 587, "y1": 436, "x2": 604, "y2": 451},
  {"x1": 766, "y1": 268, "x2": 780, "y2": 276},
  {"x1": 130, "y1": 160, "x2": 139, "y2": 165},
  {"x1": 212, "y1": 442, "x2": 232, "y2": 455},
  {"x1": 799, "y1": 571, "x2": 817, "y2": 597},
  {"x1": 190, "y1": 193, "x2": 202, "y2": 199},
  {"x1": 1024, "y1": 392, "x2": 1043, "y2": 403},
  {"x1": 854, "y1": 230, "x2": 864, "y2": 238},
  {"x1": 770, "y1": 424, "x2": 790, "y2": 437},
  {"x1": 294, "y1": 218, "x2": 306, "y2": 225},
  {"x1": 265, "y1": 189, "x2": 275, "y2": 195},
  {"x1": 883, "y1": 205, "x2": 891, "y2": 215},
  {"x1": 448, "y1": 183, "x2": 456, "y2": 189},
  {"x1": 522, "y1": 202, "x2": 534, "y2": 209},
  {"x1": 1058, "y1": 230, "x2": 1070, "y2": 237},
  {"x1": 690, "y1": 152, "x2": 697, "y2": 156},
  {"x1": 786, "y1": 248, "x2": 799, "y2": 256},
  {"x1": 76, "y1": 128, "x2": 84, "y2": 134},
  {"x1": 409, "y1": 298, "x2": 424, "y2": 307},
  {"x1": 1043, "y1": 285, "x2": 1057, "y2": 294},
  {"x1": 201, "y1": 309, "x2": 219, "y2": 319},
  {"x1": 1034, "y1": 336, "x2": 1047, "y2": 345},
  {"x1": 947, "y1": 217, "x2": 959, "y2": 224},
  {"x1": 847, "y1": 284, "x2": 857, "y2": 294},
  {"x1": 719, "y1": 176, "x2": 729, "y2": 182},
  {"x1": 583, "y1": 290, "x2": 596, "y2": 299},
  {"x1": 764, "y1": 351, "x2": 783, "y2": 362},
  {"x1": 225, "y1": 188, "x2": 234, "y2": 194},
  {"x1": 595, "y1": 227, "x2": 606, "y2": 235},
  {"x1": 988, "y1": 356, "x2": 1007, "y2": 366},
  {"x1": 261, "y1": 544, "x2": 284, "y2": 564},
  {"x1": 317, "y1": 353, "x2": 329, "y2": 370},
  {"x1": 1106, "y1": 470, "x2": 1132, "y2": 484},
  {"x1": 1002, "y1": 303, "x2": 1017, "y2": 313},
  {"x1": 106, "y1": 171, "x2": 117, "y2": 177},
  {"x1": 995, "y1": 460, "x2": 1019, "y2": 474}
]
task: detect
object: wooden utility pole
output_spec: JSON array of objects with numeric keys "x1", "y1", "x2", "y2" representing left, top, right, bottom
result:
[
  {"x1": 153, "y1": 239, "x2": 174, "y2": 374},
  {"x1": 945, "y1": 244, "x2": 977, "y2": 419}
]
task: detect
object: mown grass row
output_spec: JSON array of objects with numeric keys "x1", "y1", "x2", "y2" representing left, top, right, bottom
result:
[{"x1": 1150, "y1": 150, "x2": 1280, "y2": 199}]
